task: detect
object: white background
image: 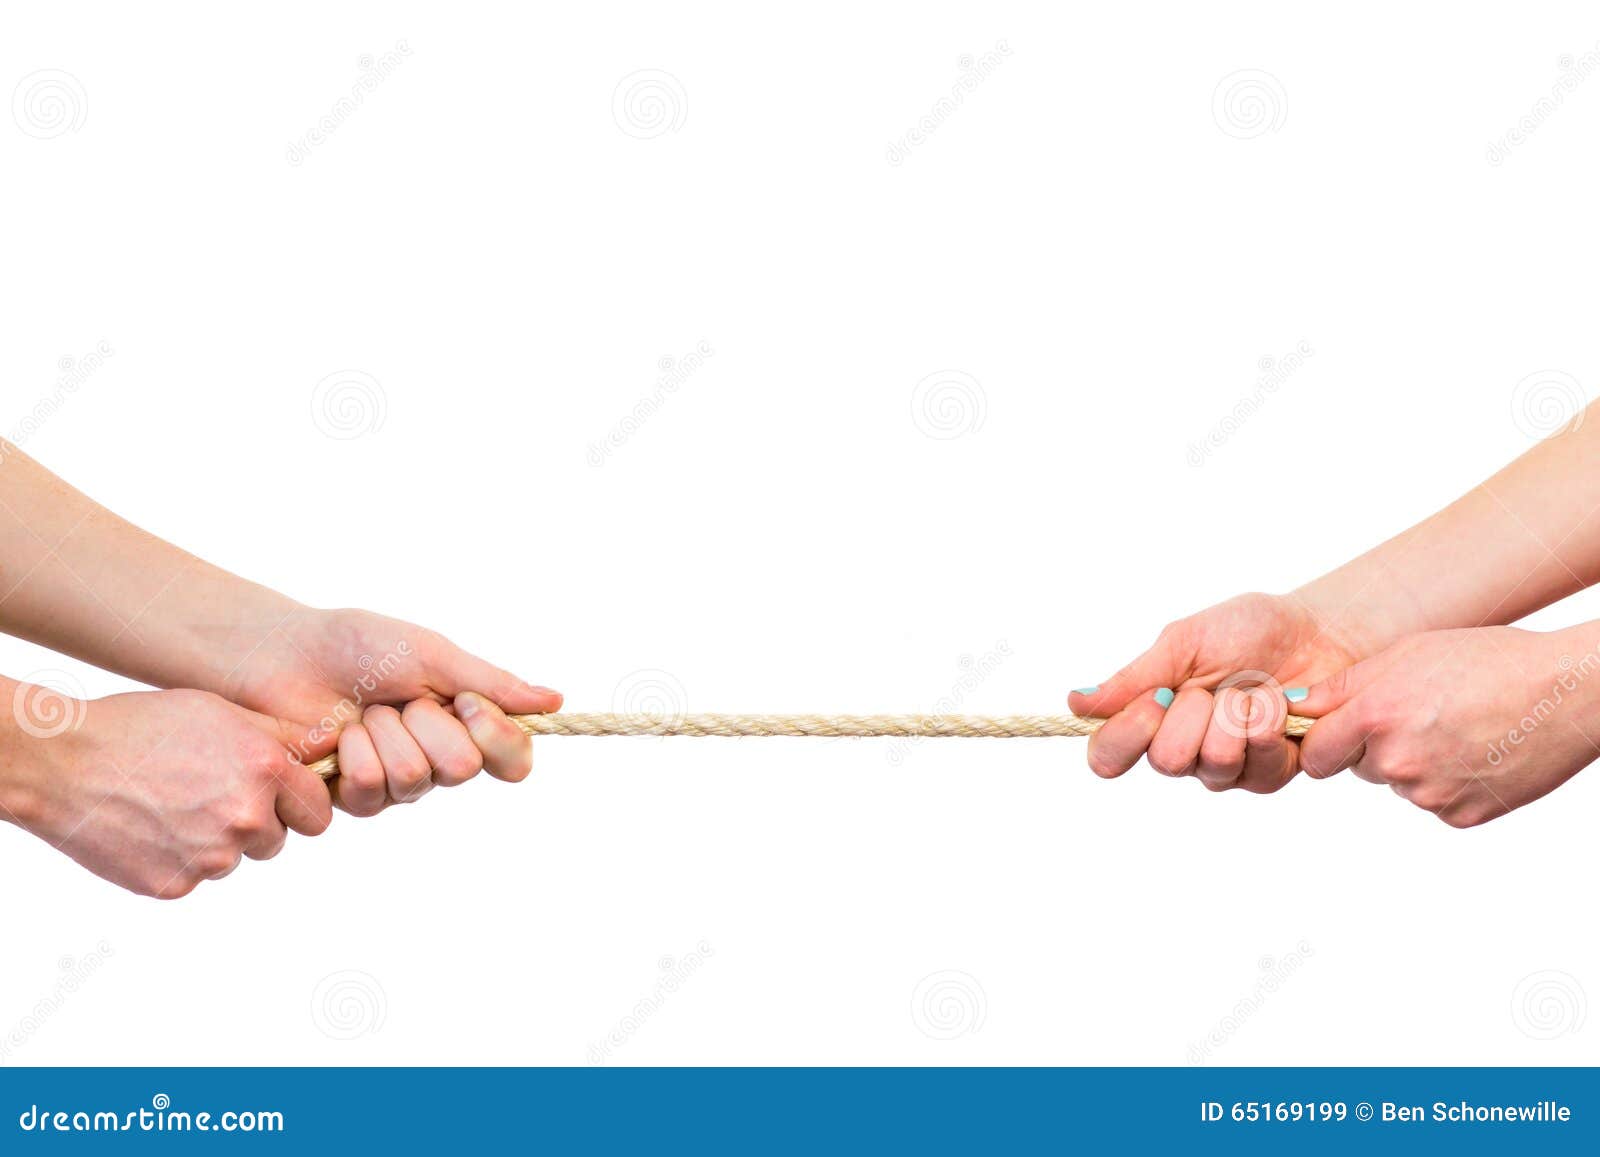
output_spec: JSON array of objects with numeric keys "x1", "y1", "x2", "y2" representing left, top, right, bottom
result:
[{"x1": 2, "y1": 2, "x2": 1597, "y2": 1066}]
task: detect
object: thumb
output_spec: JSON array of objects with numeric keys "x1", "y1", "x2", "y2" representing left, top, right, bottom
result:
[
  {"x1": 426, "y1": 637, "x2": 563, "y2": 716},
  {"x1": 1292, "y1": 664, "x2": 1375, "y2": 780},
  {"x1": 1069, "y1": 625, "x2": 1189, "y2": 718}
]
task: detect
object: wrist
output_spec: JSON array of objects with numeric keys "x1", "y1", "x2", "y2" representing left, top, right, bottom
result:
[
  {"x1": 176, "y1": 583, "x2": 310, "y2": 697},
  {"x1": 0, "y1": 676, "x2": 78, "y2": 834},
  {"x1": 1288, "y1": 569, "x2": 1429, "y2": 661}
]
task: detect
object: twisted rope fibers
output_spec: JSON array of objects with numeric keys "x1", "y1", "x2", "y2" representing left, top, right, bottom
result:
[{"x1": 304, "y1": 711, "x2": 1316, "y2": 779}]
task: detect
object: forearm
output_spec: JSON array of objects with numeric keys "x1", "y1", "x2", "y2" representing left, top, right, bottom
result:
[
  {"x1": 0, "y1": 443, "x2": 300, "y2": 694},
  {"x1": 1293, "y1": 406, "x2": 1600, "y2": 651}
]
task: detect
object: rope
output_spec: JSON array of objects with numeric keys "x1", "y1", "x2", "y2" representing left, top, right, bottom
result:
[{"x1": 303, "y1": 711, "x2": 1316, "y2": 779}]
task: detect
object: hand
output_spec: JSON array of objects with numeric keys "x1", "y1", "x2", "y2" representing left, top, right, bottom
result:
[
  {"x1": 1068, "y1": 592, "x2": 1371, "y2": 793},
  {"x1": 220, "y1": 607, "x2": 561, "y2": 816},
  {"x1": 0, "y1": 687, "x2": 332, "y2": 899},
  {"x1": 1291, "y1": 625, "x2": 1600, "y2": 827}
]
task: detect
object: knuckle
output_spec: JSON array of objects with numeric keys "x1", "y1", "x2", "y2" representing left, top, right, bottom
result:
[
  {"x1": 436, "y1": 749, "x2": 483, "y2": 782},
  {"x1": 153, "y1": 876, "x2": 199, "y2": 901},
  {"x1": 1147, "y1": 747, "x2": 1186, "y2": 777},
  {"x1": 347, "y1": 762, "x2": 385, "y2": 792},
  {"x1": 1439, "y1": 808, "x2": 1480, "y2": 830}
]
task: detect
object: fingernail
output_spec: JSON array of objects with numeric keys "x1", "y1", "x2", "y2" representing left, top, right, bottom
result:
[
  {"x1": 1285, "y1": 687, "x2": 1309, "y2": 703},
  {"x1": 456, "y1": 692, "x2": 482, "y2": 720},
  {"x1": 1073, "y1": 686, "x2": 1100, "y2": 696},
  {"x1": 528, "y1": 685, "x2": 560, "y2": 696},
  {"x1": 1154, "y1": 687, "x2": 1175, "y2": 709}
]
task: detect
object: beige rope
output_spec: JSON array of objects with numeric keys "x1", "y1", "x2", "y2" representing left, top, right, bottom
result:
[{"x1": 304, "y1": 711, "x2": 1316, "y2": 779}]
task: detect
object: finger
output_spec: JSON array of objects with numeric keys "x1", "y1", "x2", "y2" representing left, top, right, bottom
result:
[
  {"x1": 456, "y1": 691, "x2": 534, "y2": 782},
  {"x1": 1146, "y1": 688, "x2": 1211, "y2": 777},
  {"x1": 1299, "y1": 708, "x2": 1371, "y2": 780},
  {"x1": 1286, "y1": 664, "x2": 1363, "y2": 721},
  {"x1": 1348, "y1": 747, "x2": 1387, "y2": 785},
  {"x1": 1235, "y1": 686, "x2": 1298, "y2": 794},
  {"x1": 198, "y1": 844, "x2": 244, "y2": 881},
  {"x1": 242, "y1": 815, "x2": 289, "y2": 861},
  {"x1": 1195, "y1": 688, "x2": 1250, "y2": 790},
  {"x1": 274, "y1": 757, "x2": 335, "y2": 837},
  {"x1": 401, "y1": 698, "x2": 483, "y2": 787},
  {"x1": 1069, "y1": 624, "x2": 1190, "y2": 720},
  {"x1": 1085, "y1": 688, "x2": 1174, "y2": 778},
  {"x1": 422, "y1": 636, "x2": 563, "y2": 715},
  {"x1": 363, "y1": 703, "x2": 434, "y2": 804},
  {"x1": 330, "y1": 722, "x2": 387, "y2": 817}
]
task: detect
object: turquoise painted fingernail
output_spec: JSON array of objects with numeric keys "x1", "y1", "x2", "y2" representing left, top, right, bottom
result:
[
  {"x1": 1073, "y1": 686, "x2": 1100, "y2": 696},
  {"x1": 1285, "y1": 687, "x2": 1309, "y2": 702},
  {"x1": 1154, "y1": 687, "x2": 1175, "y2": 708}
]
